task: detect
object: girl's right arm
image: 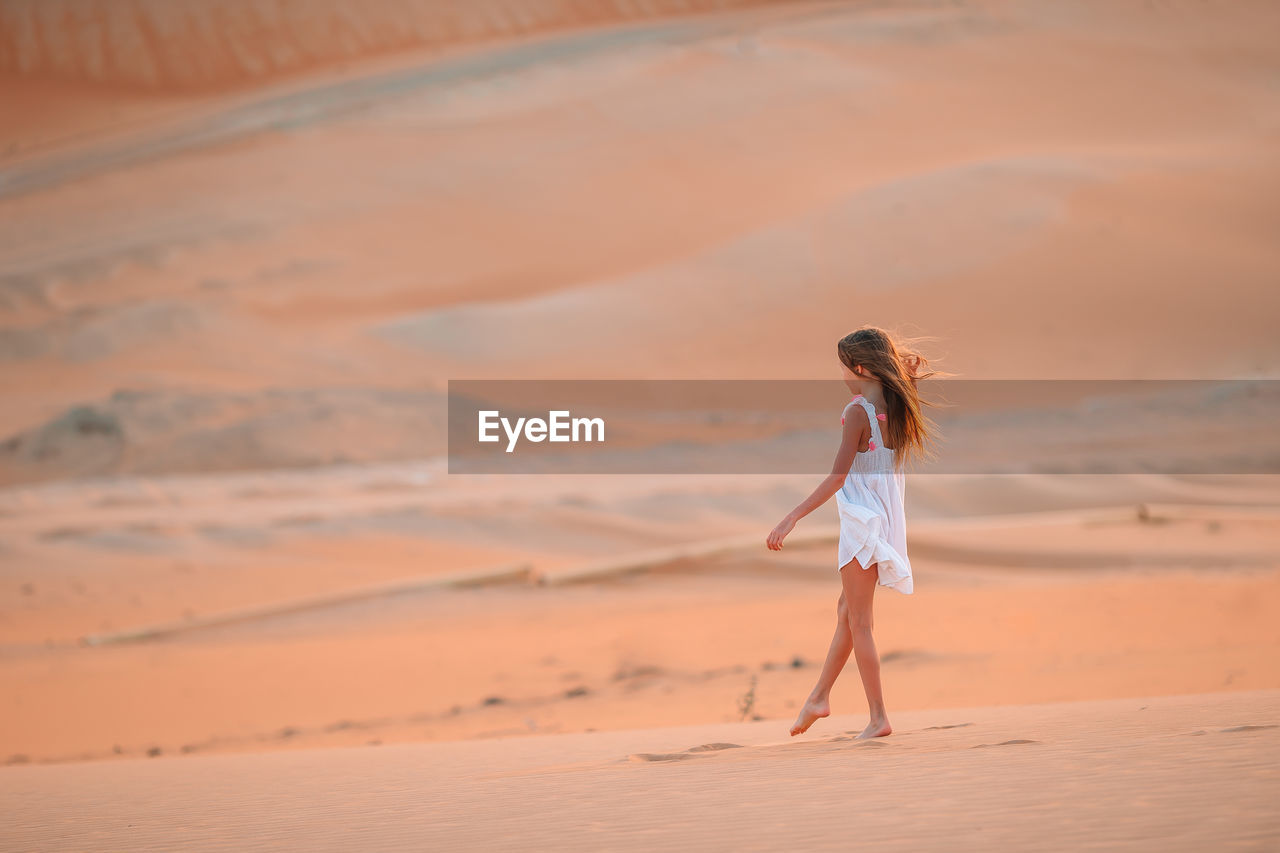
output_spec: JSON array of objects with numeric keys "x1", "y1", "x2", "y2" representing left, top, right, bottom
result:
[{"x1": 766, "y1": 405, "x2": 867, "y2": 550}]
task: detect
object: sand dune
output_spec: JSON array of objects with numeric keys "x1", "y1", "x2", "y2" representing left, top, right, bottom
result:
[
  {"x1": 0, "y1": 0, "x2": 786, "y2": 89},
  {"x1": 0, "y1": 385, "x2": 449, "y2": 485},
  {"x1": 2, "y1": 2, "x2": 1279, "y2": 847},
  {"x1": 3, "y1": 689, "x2": 1277, "y2": 851},
  {"x1": 3, "y1": 491, "x2": 1277, "y2": 764},
  {"x1": 3, "y1": 0, "x2": 1279, "y2": 476},
  {"x1": 2, "y1": 374, "x2": 1276, "y2": 486},
  {"x1": 3, "y1": 0, "x2": 1277, "y2": 453}
]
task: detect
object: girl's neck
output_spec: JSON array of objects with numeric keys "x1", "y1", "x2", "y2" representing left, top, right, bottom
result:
[{"x1": 851, "y1": 382, "x2": 886, "y2": 411}]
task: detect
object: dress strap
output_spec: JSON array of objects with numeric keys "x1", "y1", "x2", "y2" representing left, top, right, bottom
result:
[
  {"x1": 853, "y1": 395, "x2": 888, "y2": 421},
  {"x1": 850, "y1": 395, "x2": 887, "y2": 449}
]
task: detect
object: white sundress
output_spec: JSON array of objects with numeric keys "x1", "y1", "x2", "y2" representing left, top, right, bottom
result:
[{"x1": 835, "y1": 394, "x2": 914, "y2": 595}]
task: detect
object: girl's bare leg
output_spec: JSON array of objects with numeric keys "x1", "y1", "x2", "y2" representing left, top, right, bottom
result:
[
  {"x1": 789, "y1": 598, "x2": 853, "y2": 736},
  {"x1": 839, "y1": 556, "x2": 892, "y2": 738}
]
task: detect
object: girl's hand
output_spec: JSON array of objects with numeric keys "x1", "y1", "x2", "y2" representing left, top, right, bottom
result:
[{"x1": 766, "y1": 514, "x2": 797, "y2": 550}]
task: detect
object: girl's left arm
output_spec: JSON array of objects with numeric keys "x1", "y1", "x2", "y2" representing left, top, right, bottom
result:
[{"x1": 766, "y1": 408, "x2": 863, "y2": 550}]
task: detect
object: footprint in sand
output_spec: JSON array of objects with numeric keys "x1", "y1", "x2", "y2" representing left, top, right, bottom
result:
[
  {"x1": 921, "y1": 723, "x2": 974, "y2": 731},
  {"x1": 830, "y1": 735, "x2": 891, "y2": 745},
  {"x1": 1220, "y1": 724, "x2": 1278, "y2": 733},
  {"x1": 628, "y1": 742, "x2": 743, "y2": 762},
  {"x1": 970, "y1": 739, "x2": 1039, "y2": 749},
  {"x1": 629, "y1": 731, "x2": 912, "y2": 764}
]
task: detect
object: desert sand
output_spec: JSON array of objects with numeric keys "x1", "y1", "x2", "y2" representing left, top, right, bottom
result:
[
  {"x1": 2, "y1": 0, "x2": 1279, "y2": 849},
  {"x1": 4, "y1": 689, "x2": 1279, "y2": 851}
]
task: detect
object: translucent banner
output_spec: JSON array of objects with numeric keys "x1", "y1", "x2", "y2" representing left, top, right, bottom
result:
[{"x1": 447, "y1": 379, "x2": 1279, "y2": 475}]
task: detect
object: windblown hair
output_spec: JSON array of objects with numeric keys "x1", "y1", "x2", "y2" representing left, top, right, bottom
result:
[{"x1": 837, "y1": 326, "x2": 952, "y2": 473}]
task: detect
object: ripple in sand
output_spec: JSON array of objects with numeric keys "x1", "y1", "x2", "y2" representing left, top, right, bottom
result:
[
  {"x1": 970, "y1": 739, "x2": 1040, "y2": 748},
  {"x1": 628, "y1": 742, "x2": 743, "y2": 762},
  {"x1": 1220, "y1": 724, "x2": 1278, "y2": 733}
]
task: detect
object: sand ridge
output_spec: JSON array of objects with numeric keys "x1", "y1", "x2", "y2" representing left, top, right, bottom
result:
[{"x1": 0, "y1": 0, "x2": 795, "y2": 90}]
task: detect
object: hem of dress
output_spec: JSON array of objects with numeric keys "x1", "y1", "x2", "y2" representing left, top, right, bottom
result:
[{"x1": 836, "y1": 501, "x2": 914, "y2": 595}]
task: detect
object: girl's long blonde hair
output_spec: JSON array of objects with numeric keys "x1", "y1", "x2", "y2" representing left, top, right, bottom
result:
[{"x1": 837, "y1": 326, "x2": 951, "y2": 472}]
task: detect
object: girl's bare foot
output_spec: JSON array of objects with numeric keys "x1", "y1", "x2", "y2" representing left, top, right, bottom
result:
[
  {"x1": 790, "y1": 697, "x2": 830, "y2": 736},
  {"x1": 855, "y1": 717, "x2": 892, "y2": 739}
]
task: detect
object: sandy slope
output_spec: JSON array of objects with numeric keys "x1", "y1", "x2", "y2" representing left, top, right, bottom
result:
[
  {"x1": 0, "y1": 0, "x2": 787, "y2": 89},
  {"x1": 1, "y1": 2, "x2": 1279, "y2": 847},
  {"x1": 3, "y1": 493, "x2": 1277, "y2": 764},
  {"x1": 3, "y1": 689, "x2": 1277, "y2": 851},
  {"x1": 2, "y1": 0, "x2": 1278, "y2": 481}
]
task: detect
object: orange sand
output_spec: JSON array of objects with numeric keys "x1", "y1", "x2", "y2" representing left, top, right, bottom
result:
[
  {"x1": 2, "y1": 0, "x2": 1279, "y2": 849},
  {"x1": 3, "y1": 689, "x2": 1278, "y2": 851}
]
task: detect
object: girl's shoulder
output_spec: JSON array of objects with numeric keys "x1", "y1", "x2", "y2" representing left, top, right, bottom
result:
[{"x1": 841, "y1": 397, "x2": 870, "y2": 426}]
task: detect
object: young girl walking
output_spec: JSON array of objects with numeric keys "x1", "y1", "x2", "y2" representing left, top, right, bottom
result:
[{"x1": 766, "y1": 326, "x2": 942, "y2": 739}]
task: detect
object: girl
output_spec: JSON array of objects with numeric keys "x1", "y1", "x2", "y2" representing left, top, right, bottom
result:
[{"x1": 766, "y1": 326, "x2": 942, "y2": 739}]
